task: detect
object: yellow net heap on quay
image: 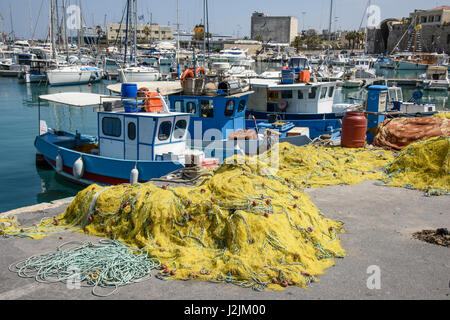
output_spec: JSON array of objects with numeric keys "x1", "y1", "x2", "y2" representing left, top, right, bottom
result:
[
  {"x1": 2, "y1": 143, "x2": 400, "y2": 291},
  {"x1": 383, "y1": 136, "x2": 450, "y2": 196}
]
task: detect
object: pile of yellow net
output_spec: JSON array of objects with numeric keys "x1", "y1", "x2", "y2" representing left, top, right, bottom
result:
[
  {"x1": 269, "y1": 143, "x2": 394, "y2": 188},
  {"x1": 3, "y1": 143, "x2": 400, "y2": 291},
  {"x1": 383, "y1": 136, "x2": 450, "y2": 196}
]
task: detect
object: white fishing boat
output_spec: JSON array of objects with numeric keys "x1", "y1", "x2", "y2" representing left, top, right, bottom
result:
[
  {"x1": 421, "y1": 66, "x2": 449, "y2": 91},
  {"x1": 118, "y1": 66, "x2": 162, "y2": 83},
  {"x1": 226, "y1": 60, "x2": 258, "y2": 78},
  {"x1": 46, "y1": 65, "x2": 103, "y2": 86}
]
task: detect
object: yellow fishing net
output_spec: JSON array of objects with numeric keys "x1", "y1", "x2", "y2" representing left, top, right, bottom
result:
[
  {"x1": 383, "y1": 136, "x2": 450, "y2": 195},
  {"x1": 2, "y1": 143, "x2": 400, "y2": 290},
  {"x1": 433, "y1": 112, "x2": 450, "y2": 120},
  {"x1": 269, "y1": 143, "x2": 394, "y2": 188}
]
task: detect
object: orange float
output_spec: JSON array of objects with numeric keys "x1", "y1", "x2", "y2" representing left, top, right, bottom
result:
[{"x1": 143, "y1": 92, "x2": 164, "y2": 113}]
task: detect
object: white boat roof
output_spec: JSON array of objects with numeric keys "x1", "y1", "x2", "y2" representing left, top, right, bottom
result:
[
  {"x1": 39, "y1": 92, "x2": 121, "y2": 107},
  {"x1": 107, "y1": 81, "x2": 183, "y2": 95},
  {"x1": 249, "y1": 78, "x2": 333, "y2": 90},
  {"x1": 102, "y1": 110, "x2": 187, "y2": 117}
]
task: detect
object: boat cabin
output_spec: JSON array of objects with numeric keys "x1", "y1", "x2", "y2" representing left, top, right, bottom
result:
[
  {"x1": 288, "y1": 56, "x2": 311, "y2": 71},
  {"x1": 168, "y1": 92, "x2": 251, "y2": 140},
  {"x1": 425, "y1": 66, "x2": 448, "y2": 80},
  {"x1": 248, "y1": 79, "x2": 336, "y2": 115},
  {"x1": 98, "y1": 110, "x2": 190, "y2": 161}
]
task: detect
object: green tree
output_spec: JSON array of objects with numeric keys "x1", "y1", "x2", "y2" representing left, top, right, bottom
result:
[
  {"x1": 291, "y1": 35, "x2": 303, "y2": 53},
  {"x1": 254, "y1": 35, "x2": 264, "y2": 43}
]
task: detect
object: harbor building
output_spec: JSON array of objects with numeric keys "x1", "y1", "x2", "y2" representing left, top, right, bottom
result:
[
  {"x1": 106, "y1": 23, "x2": 174, "y2": 43},
  {"x1": 251, "y1": 12, "x2": 298, "y2": 44},
  {"x1": 367, "y1": 6, "x2": 450, "y2": 54}
]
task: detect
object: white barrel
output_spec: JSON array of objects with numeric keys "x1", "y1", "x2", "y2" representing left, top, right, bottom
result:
[{"x1": 73, "y1": 157, "x2": 84, "y2": 179}]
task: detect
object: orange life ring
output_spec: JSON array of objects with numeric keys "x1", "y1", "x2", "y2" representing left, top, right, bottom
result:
[
  {"x1": 143, "y1": 92, "x2": 164, "y2": 113},
  {"x1": 180, "y1": 67, "x2": 206, "y2": 85}
]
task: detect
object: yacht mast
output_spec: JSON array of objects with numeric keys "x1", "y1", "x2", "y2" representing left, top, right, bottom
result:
[
  {"x1": 203, "y1": 0, "x2": 206, "y2": 55},
  {"x1": 123, "y1": 0, "x2": 130, "y2": 65},
  {"x1": 50, "y1": 0, "x2": 57, "y2": 59},
  {"x1": 133, "y1": 0, "x2": 137, "y2": 66},
  {"x1": 176, "y1": 0, "x2": 180, "y2": 64},
  {"x1": 62, "y1": 0, "x2": 69, "y2": 62},
  {"x1": 328, "y1": 0, "x2": 333, "y2": 56}
]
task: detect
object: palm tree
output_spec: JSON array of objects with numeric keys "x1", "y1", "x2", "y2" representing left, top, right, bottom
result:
[
  {"x1": 143, "y1": 25, "x2": 151, "y2": 43},
  {"x1": 291, "y1": 35, "x2": 303, "y2": 53}
]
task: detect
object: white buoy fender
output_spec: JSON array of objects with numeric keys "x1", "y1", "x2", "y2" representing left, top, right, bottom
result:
[
  {"x1": 130, "y1": 165, "x2": 139, "y2": 184},
  {"x1": 73, "y1": 157, "x2": 84, "y2": 179},
  {"x1": 55, "y1": 153, "x2": 63, "y2": 173}
]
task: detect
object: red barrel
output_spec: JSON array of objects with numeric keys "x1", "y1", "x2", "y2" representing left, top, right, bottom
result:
[{"x1": 341, "y1": 111, "x2": 367, "y2": 148}]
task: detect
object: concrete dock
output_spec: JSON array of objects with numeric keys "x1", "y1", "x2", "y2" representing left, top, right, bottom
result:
[{"x1": 0, "y1": 181, "x2": 448, "y2": 300}]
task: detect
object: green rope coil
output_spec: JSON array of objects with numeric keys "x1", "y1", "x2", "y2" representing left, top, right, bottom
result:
[{"x1": 9, "y1": 239, "x2": 161, "y2": 297}]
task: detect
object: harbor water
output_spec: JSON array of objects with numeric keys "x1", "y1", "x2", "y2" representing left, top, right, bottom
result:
[{"x1": 0, "y1": 70, "x2": 448, "y2": 213}]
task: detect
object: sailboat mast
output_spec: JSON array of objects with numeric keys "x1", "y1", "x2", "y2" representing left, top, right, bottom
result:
[
  {"x1": 50, "y1": 0, "x2": 57, "y2": 59},
  {"x1": 63, "y1": 0, "x2": 69, "y2": 61},
  {"x1": 328, "y1": 0, "x2": 333, "y2": 56},
  {"x1": 124, "y1": 0, "x2": 130, "y2": 65},
  {"x1": 133, "y1": 0, "x2": 137, "y2": 65},
  {"x1": 176, "y1": 0, "x2": 180, "y2": 64},
  {"x1": 203, "y1": 0, "x2": 206, "y2": 55}
]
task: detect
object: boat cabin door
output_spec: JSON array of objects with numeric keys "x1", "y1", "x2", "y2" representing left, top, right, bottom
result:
[{"x1": 125, "y1": 117, "x2": 138, "y2": 160}]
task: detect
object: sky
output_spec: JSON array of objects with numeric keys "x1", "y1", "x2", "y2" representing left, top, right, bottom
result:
[{"x1": 0, "y1": 0, "x2": 446, "y2": 40}]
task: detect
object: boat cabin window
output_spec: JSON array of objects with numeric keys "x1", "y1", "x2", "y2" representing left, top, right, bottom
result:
[
  {"x1": 328, "y1": 86, "x2": 334, "y2": 98},
  {"x1": 308, "y1": 87, "x2": 317, "y2": 99},
  {"x1": 224, "y1": 100, "x2": 235, "y2": 116},
  {"x1": 158, "y1": 121, "x2": 172, "y2": 141},
  {"x1": 237, "y1": 100, "x2": 246, "y2": 113},
  {"x1": 201, "y1": 100, "x2": 214, "y2": 118},
  {"x1": 289, "y1": 58, "x2": 308, "y2": 70},
  {"x1": 298, "y1": 90, "x2": 304, "y2": 99},
  {"x1": 320, "y1": 87, "x2": 328, "y2": 99},
  {"x1": 173, "y1": 119, "x2": 187, "y2": 139},
  {"x1": 281, "y1": 91, "x2": 293, "y2": 99},
  {"x1": 174, "y1": 100, "x2": 184, "y2": 112},
  {"x1": 102, "y1": 117, "x2": 121, "y2": 137},
  {"x1": 128, "y1": 122, "x2": 136, "y2": 140},
  {"x1": 186, "y1": 102, "x2": 196, "y2": 114},
  {"x1": 267, "y1": 90, "x2": 279, "y2": 102}
]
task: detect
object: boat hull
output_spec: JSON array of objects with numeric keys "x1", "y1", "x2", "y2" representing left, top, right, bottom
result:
[
  {"x1": 35, "y1": 132, "x2": 184, "y2": 186},
  {"x1": 47, "y1": 70, "x2": 102, "y2": 86},
  {"x1": 395, "y1": 61, "x2": 428, "y2": 70},
  {"x1": 119, "y1": 71, "x2": 161, "y2": 82}
]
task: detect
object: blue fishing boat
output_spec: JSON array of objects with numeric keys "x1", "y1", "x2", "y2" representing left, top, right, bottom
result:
[{"x1": 35, "y1": 91, "x2": 198, "y2": 185}]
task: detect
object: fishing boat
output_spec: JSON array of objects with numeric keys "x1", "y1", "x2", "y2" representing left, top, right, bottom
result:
[
  {"x1": 35, "y1": 90, "x2": 201, "y2": 185},
  {"x1": 420, "y1": 66, "x2": 449, "y2": 91},
  {"x1": 46, "y1": 65, "x2": 103, "y2": 87}
]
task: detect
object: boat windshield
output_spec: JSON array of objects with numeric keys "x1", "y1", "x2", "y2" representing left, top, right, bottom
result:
[{"x1": 289, "y1": 58, "x2": 308, "y2": 70}]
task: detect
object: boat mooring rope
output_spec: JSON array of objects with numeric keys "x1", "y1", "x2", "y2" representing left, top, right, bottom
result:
[{"x1": 9, "y1": 239, "x2": 161, "y2": 297}]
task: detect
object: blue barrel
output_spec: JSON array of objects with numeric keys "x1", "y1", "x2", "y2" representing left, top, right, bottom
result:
[
  {"x1": 121, "y1": 83, "x2": 138, "y2": 98},
  {"x1": 123, "y1": 99, "x2": 143, "y2": 112},
  {"x1": 281, "y1": 69, "x2": 295, "y2": 84}
]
